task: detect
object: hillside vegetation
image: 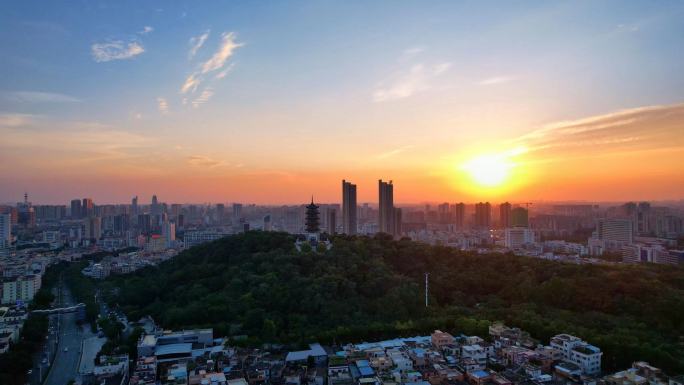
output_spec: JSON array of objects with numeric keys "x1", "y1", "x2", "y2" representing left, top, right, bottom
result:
[{"x1": 101, "y1": 231, "x2": 684, "y2": 373}]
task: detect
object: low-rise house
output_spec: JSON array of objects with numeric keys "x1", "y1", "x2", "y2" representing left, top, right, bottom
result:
[
  {"x1": 431, "y1": 330, "x2": 455, "y2": 351},
  {"x1": 550, "y1": 334, "x2": 602, "y2": 375}
]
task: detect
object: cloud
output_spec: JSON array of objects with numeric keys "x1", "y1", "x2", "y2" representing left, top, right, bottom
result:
[
  {"x1": 187, "y1": 155, "x2": 224, "y2": 168},
  {"x1": 402, "y1": 46, "x2": 425, "y2": 58},
  {"x1": 376, "y1": 145, "x2": 415, "y2": 159},
  {"x1": 180, "y1": 73, "x2": 200, "y2": 94},
  {"x1": 91, "y1": 40, "x2": 145, "y2": 62},
  {"x1": 478, "y1": 76, "x2": 514, "y2": 86},
  {"x1": 192, "y1": 88, "x2": 214, "y2": 108},
  {"x1": 139, "y1": 26, "x2": 154, "y2": 35},
  {"x1": 157, "y1": 97, "x2": 169, "y2": 114},
  {"x1": 215, "y1": 63, "x2": 235, "y2": 79},
  {"x1": 373, "y1": 62, "x2": 451, "y2": 102},
  {"x1": 0, "y1": 118, "x2": 154, "y2": 167},
  {"x1": 3, "y1": 91, "x2": 81, "y2": 103},
  {"x1": 0, "y1": 113, "x2": 35, "y2": 128},
  {"x1": 179, "y1": 31, "x2": 242, "y2": 105},
  {"x1": 188, "y1": 30, "x2": 210, "y2": 58},
  {"x1": 513, "y1": 103, "x2": 684, "y2": 159},
  {"x1": 201, "y1": 32, "x2": 243, "y2": 74}
]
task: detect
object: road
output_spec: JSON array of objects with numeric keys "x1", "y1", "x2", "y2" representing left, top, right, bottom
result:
[{"x1": 42, "y1": 283, "x2": 92, "y2": 385}]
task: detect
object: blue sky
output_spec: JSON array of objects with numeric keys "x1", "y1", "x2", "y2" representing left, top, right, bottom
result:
[{"x1": 1, "y1": 1, "x2": 683, "y2": 203}]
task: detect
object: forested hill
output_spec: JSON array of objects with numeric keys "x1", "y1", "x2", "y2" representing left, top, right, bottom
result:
[{"x1": 101, "y1": 231, "x2": 684, "y2": 373}]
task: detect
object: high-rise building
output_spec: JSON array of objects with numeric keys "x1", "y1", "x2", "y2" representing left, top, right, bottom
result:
[
  {"x1": 138, "y1": 214, "x2": 152, "y2": 235},
  {"x1": 233, "y1": 203, "x2": 243, "y2": 221},
  {"x1": 84, "y1": 216, "x2": 102, "y2": 240},
  {"x1": 216, "y1": 204, "x2": 225, "y2": 224},
  {"x1": 511, "y1": 207, "x2": 529, "y2": 227},
  {"x1": 437, "y1": 203, "x2": 450, "y2": 223},
  {"x1": 378, "y1": 179, "x2": 395, "y2": 236},
  {"x1": 263, "y1": 214, "x2": 272, "y2": 231},
  {"x1": 0, "y1": 213, "x2": 11, "y2": 250},
  {"x1": 342, "y1": 180, "x2": 357, "y2": 235},
  {"x1": 596, "y1": 218, "x2": 633, "y2": 243},
  {"x1": 151, "y1": 195, "x2": 160, "y2": 215},
  {"x1": 327, "y1": 208, "x2": 337, "y2": 235},
  {"x1": 82, "y1": 198, "x2": 94, "y2": 217},
  {"x1": 474, "y1": 202, "x2": 491, "y2": 230},
  {"x1": 71, "y1": 199, "x2": 82, "y2": 218},
  {"x1": 451, "y1": 203, "x2": 465, "y2": 228},
  {"x1": 162, "y1": 221, "x2": 176, "y2": 248},
  {"x1": 16, "y1": 193, "x2": 35, "y2": 228},
  {"x1": 131, "y1": 196, "x2": 138, "y2": 215},
  {"x1": 394, "y1": 207, "x2": 402, "y2": 236},
  {"x1": 499, "y1": 202, "x2": 512, "y2": 228}
]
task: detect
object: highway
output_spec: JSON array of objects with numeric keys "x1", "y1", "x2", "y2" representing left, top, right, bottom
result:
[{"x1": 41, "y1": 283, "x2": 93, "y2": 385}]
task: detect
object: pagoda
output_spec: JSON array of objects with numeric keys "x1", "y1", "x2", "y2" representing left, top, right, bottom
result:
[{"x1": 305, "y1": 196, "x2": 320, "y2": 233}]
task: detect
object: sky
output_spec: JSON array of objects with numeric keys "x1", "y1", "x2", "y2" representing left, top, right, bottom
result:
[{"x1": 1, "y1": 1, "x2": 683, "y2": 205}]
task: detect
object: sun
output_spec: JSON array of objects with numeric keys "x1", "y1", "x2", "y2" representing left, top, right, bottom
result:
[{"x1": 461, "y1": 153, "x2": 514, "y2": 188}]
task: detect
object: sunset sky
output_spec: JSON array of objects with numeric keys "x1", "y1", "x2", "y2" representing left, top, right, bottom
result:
[{"x1": 1, "y1": 1, "x2": 683, "y2": 204}]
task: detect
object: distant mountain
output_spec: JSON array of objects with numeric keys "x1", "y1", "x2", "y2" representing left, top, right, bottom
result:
[{"x1": 101, "y1": 231, "x2": 684, "y2": 373}]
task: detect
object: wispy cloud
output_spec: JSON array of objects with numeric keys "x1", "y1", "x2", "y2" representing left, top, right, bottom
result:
[
  {"x1": 187, "y1": 155, "x2": 224, "y2": 168},
  {"x1": 3, "y1": 91, "x2": 81, "y2": 103},
  {"x1": 91, "y1": 40, "x2": 145, "y2": 62},
  {"x1": 179, "y1": 31, "x2": 243, "y2": 108},
  {"x1": 373, "y1": 62, "x2": 451, "y2": 102},
  {"x1": 139, "y1": 26, "x2": 154, "y2": 35},
  {"x1": 513, "y1": 103, "x2": 684, "y2": 159},
  {"x1": 180, "y1": 73, "x2": 200, "y2": 94},
  {"x1": 188, "y1": 30, "x2": 210, "y2": 58},
  {"x1": 478, "y1": 76, "x2": 514, "y2": 86},
  {"x1": 402, "y1": 46, "x2": 425, "y2": 58},
  {"x1": 157, "y1": 97, "x2": 169, "y2": 114},
  {"x1": 192, "y1": 88, "x2": 214, "y2": 108},
  {"x1": 376, "y1": 145, "x2": 415, "y2": 159},
  {"x1": 201, "y1": 32, "x2": 243, "y2": 74},
  {"x1": 215, "y1": 63, "x2": 235, "y2": 79},
  {"x1": 0, "y1": 113, "x2": 35, "y2": 128}
]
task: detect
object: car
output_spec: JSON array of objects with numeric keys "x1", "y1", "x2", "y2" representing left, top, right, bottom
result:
[
  {"x1": 63, "y1": 347, "x2": 68, "y2": 352},
  {"x1": 41, "y1": 358, "x2": 47, "y2": 364}
]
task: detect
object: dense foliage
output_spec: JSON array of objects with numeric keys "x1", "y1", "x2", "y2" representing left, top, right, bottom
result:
[{"x1": 102, "y1": 231, "x2": 684, "y2": 373}]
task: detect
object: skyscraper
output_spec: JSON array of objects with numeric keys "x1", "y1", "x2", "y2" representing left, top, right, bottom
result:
[
  {"x1": 70, "y1": 199, "x2": 82, "y2": 219},
  {"x1": 500, "y1": 202, "x2": 512, "y2": 228},
  {"x1": 511, "y1": 207, "x2": 529, "y2": 227},
  {"x1": 151, "y1": 195, "x2": 159, "y2": 215},
  {"x1": 327, "y1": 208, "x2": 337, "y2": 235},
  {"x1": 342, "y1": 180, "x2": 357, "y2": 235},
  {"x1": 451, "y1": 203, "x2": 465, "y2": 228},
  {"x1": 263, "y1": 214, "x2": 272, "y2": 231},
  {"x1": 216, "y1": 204, "x2": 225, "y2": 224},
  {"x1": 378, "y1": 179, "x2": 395, "y2": 235},
  {"x1": 438, "y1": 203, "x2": 450, "y2": 223},
  {"x1": 0, "y1": 213, "x2": 11, "y2": 250},
  {"x1": 82, "y1": 198, "x2": 94, "y2": 217},
  {"x1": 131, "y1": 196, "x2": 138, "y2": 215},
  {"x1": 394, "y1": 207, "x2": 402, "y2": 236},
  {"x1": 474, "y1": 202, "x2": 491, "y2": 230},
  {"x1": 233, "y1": 203, "x2": 243, "y2": 221}
]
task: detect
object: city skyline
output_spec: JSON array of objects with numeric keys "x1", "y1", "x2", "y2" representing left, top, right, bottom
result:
[{"x1": 2, "y1": 1, "x2": 684, "y2": 204}]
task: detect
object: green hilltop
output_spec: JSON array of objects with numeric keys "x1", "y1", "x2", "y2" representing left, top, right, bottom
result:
[{"x1": 100, "y1": 231, "x2": 684, "y2": 373}]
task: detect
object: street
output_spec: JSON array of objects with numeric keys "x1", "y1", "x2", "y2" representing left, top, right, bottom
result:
[{"x1": 31, "y1": 280, "x2": 94, "y2": 385}]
